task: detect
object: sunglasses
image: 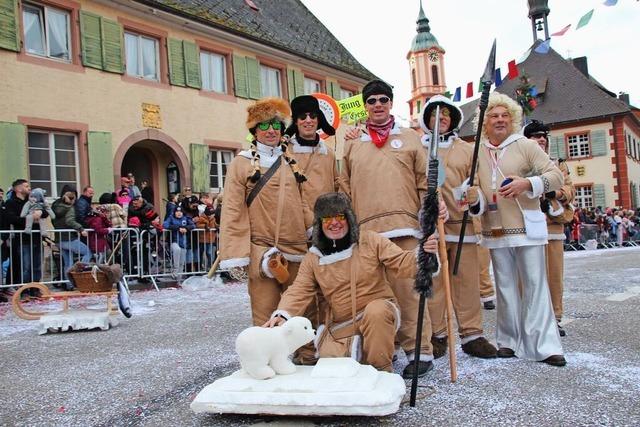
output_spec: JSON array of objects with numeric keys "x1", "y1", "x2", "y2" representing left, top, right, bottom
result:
[
  {"x1": 430, "y1": 108, "x2": 451, "y2": 118},
  {"x1": 296, "y1": 112, "x2": 318, "y2": 121},
  {"x1": 257, "y1": 120, "x2": 282, "y2": 131},
  {"x1": 366, "y1": 96, "x2": 390, "y2": 105},
  {"x1": 321, "y1": 213, "x2": 346, "y2": 225}
]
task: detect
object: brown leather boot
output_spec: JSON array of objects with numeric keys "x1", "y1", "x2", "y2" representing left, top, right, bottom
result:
[
  {"x1": 541, "y1": 355, "x2": 566, "y2": 367},
  {"x1": 462, "y1": 337, "x2": 497, "y2": 359}
]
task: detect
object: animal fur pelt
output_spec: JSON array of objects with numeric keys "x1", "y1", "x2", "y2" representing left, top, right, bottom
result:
[{"x1": 415, "y1": 158, "x2": 441, "y2": 297}]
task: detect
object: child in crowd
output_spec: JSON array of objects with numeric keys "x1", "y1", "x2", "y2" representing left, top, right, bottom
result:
[
  {"x1": 20, "y1": 188, "x2": 55, "y2": 237},
  {"x1": 162, "y1": 207, "x2": 195, "y2": 279},
  {"x1": 85, "y1": 208, "x2": 111, "y2": 263}
]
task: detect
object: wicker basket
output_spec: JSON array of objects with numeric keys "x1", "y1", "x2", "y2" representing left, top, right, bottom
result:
[{"x1": 68, "y1": 269, "x2": 113, "y2": 293}]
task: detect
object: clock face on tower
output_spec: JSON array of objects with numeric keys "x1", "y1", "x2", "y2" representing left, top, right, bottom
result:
[{"x1": 429, "y1": 51, "x2": 439, "y2": 62}]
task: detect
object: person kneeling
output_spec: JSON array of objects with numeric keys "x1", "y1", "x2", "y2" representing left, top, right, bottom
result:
[{"x1": 264, "y1": 193, "x2": 439, "y2": 373}]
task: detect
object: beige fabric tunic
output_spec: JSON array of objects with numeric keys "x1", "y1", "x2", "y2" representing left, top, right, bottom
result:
[
  {"x1": 290, "y1": 136, "x2": 338, "y2": 227},
  {"x1": 338, "y1": 124, "x2": 427, "y2": 238},
  {"x1": 219, "y1": 144, "x2": 308, "y2": 270},
  {"x1": 476, "y1": 134, "x2": 564, "y2": 249},
  {"x1": 275, "y1": 231, "x2": 416, "y2": 324}
]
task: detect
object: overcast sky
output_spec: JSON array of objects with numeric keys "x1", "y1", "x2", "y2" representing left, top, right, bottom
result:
[{"x1": 301, "y1": 0, "x2": 640, "y2": 122}]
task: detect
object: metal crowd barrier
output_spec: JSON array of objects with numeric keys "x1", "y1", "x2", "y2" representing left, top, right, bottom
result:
[
  {"x1": 1, "y1": 227, "x2": 140, "y2": 291},
  {"x1": 563, "y1": 223, "x2": 639, "y2": 251},
  {"x1": 138, "y1": 228, "x2": 219, "y2": 290}
]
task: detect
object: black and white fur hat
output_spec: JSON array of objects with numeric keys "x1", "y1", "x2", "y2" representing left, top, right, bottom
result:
[
  {"x1": 419, "y1": 95, "x2": 463, "y2": 135},
  {"x1": 311, "y1": 193, "x2": 359, "y2": 253}
]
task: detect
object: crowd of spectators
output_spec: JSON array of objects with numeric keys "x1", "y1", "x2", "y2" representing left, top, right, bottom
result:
[
  {"x1": 1, "y1": 174, "x2": 221, "y2": 300},
  {"x1": 565, "y1": 206, "x2": 640, "y2": 246}
]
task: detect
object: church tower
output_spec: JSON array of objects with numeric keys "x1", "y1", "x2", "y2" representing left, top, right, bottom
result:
[{"x1": 407, "y1": 1, "x2": 446, "y2": 128}]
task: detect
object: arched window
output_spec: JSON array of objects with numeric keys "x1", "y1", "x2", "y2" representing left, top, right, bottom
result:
[
  {"x1": 412, "y1": 68, "x2": 417, "y2": 90},
  {"x1": 431, "y1": 65, "x2": 439, "y2": 86}
]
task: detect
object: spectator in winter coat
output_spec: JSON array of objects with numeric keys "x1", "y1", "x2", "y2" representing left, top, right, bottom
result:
[
  {"x1": 75, "y1": 186, "x2": 94, "y2": 227},
  {"x1": 140, "y1": 179, "x2": 154, "y2": 204},
  {"x1": 194, "y1": 206, "x2": 217, "y2": 269},
  {"x1": 98, "y1": 193, "x2": 127, "y2": 229},
  {"x1": 163, "y1": 207, "x2": 195, "y2": 278},
  {"x1": 126, "y1": 173, "x2": 142, "y2": 199},
  {"x1": 165, "y1": 193, "x2": 178, "y2": 221},
  {"x1": 116, "y1": 188, "x2": 131, "y2": 210},
  {"x1": 20, "y1": 187, "x2": 55, "y2": 238},
  {"x1": 128, "y1": 196, "x2": 159, "y2": 230},
  {"x1": 4, "y1": 179, "x2": 49, "y2": 284},
  {"x1": 85, "y1": 209, "x2": 111, "y2": 263},
  {"x1": 52, "y1": 186, "x2": 91, "y2": 284}
]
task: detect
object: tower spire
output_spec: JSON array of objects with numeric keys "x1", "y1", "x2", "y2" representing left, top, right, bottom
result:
[{"x1": 416, "y1": 0, "x2": 430, "y2": 33}]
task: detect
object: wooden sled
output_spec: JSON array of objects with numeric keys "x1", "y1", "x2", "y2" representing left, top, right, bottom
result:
[{"x1": 11, "y1": 282, "x2": 118, "y2": 321}]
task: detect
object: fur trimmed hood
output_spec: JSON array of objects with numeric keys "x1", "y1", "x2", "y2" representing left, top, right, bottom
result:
[
  {"x1": 419, "y1": 95, "x2": 463, "y2": 136},
  {"x1": 311, "y1": 193, "x2": 359, "y2": 253},
  {"x1": 246, "y1": 97, "x2": 291, "y2": 130}
]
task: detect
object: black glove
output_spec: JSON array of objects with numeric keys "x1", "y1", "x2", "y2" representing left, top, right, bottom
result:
[
  {"x1": 540, "y1": 198, "x2": 551, "y2": 213},
  {"x1": 545, "y1": 191, "x2": 556, "y2": 199}
]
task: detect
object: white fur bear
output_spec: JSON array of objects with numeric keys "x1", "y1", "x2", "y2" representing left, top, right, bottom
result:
[{"x1": 235, "y1": 316, "x2": 315, "y2": 380}]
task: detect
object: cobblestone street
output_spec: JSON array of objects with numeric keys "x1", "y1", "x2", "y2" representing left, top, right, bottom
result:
[{"x1": 1, "y1": 247, "x2": 639, "y2": 426}]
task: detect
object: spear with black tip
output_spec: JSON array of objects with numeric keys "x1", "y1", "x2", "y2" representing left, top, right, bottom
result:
[
  {"x1": 410, "y1": 103, "x2": 457, "y2": 406},
  {"x1": 452, "y1": 40, "x2": 497, "y2": 276}
]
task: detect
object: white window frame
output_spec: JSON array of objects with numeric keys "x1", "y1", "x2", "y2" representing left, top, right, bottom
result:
[
  {"x1": 27, "y1": 130, "x2": 80, "y2": 199},
  {"x1": 303, "y1": 77, "x2": 321, "y2": 95},
  {"x1": 567, "y1": 133, "x2": 591, "y2": 159},
  {"x1": 574, "y1": 185, "x2": 594, "y2": 209},
  {"x1": 22, "y1": 2, "x2": 71, "y2": 62},
  {"x1": 200, "y1": 50, "x2": 227, "y2": 93},
  {"x1": 124, "y1": 31, "x2": 160, "y2": 81},
  {"x1": 260, "y1": 65, "x2": 281, "y2": 97},
  {"x1": 209, "y1": 149, "x2": 234, "y2": 191}
]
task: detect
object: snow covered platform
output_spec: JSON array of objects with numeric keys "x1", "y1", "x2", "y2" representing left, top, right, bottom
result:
[
  {"x1": 191, "y1": 357, "x2": 405, "y2": 416},
  {"x1": 38, "y1": 309, "x2": 119, "y2": 335}
]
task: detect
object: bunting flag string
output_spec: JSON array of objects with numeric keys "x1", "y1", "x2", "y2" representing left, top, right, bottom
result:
[
  {"x1": 576, "y1": 9, "x2": 595, "y2": 29},
  {"x1": 551, "y1": 24, "x2": 571, "y2": 37},
  {"x1": 441, "y1": 0, "x2": 618, "y2": 104}
]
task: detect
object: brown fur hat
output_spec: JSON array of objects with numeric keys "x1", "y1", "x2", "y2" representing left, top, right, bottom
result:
[
  {"x1": 246, "y1": 97, "x2": 291, "y2": 130},
  {"x1": 312, "y1": 193, "x2": 359, "y2": 252}
]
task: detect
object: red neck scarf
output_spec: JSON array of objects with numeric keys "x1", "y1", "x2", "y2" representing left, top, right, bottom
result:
[{"x1": 366, "y1": 115, "x2": 395, "y2": 148}]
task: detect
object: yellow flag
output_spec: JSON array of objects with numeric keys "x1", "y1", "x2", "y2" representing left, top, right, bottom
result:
[{"x1": 337, "y1": 94, "x2": 367, "y2": 124}]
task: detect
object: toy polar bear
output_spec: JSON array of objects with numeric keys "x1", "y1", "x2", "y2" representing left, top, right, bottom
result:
[{"x1": 235, "y1": 316, "x2": 315, "y2": 380}]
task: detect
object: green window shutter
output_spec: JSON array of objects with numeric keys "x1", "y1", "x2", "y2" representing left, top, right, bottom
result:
[
  {"x1": 593, "y1": 184, "x2": 606, "y2": 208},
  {"x1": 101, "y1": 18, "x2": 124, "y2": 73},
  {"x1": 246, "y1": 57, "x2": 261, "y2": 99},
  {"x1": 0, "y1": 122, "x2": 27, "y2": 188},
  {"x1": 100, "y1": 18, "x2": 124, "y2": 74},
  {"x1": 190, "y1": 144, "x2": 210, "y2": 193},
  {"x1": 548, "y1": 135, "x2": 563, "y2": 159},
  {"x1": 294, "y1": 69, "x2": 304, "y2": 97},
  {"x1": 87, "y1": 131, "x2": 114, "y2": 197},
  {"x1": 591, "y1": 129, "x2": 607, "y2": 156},
  {"x1": 168, "y1": 38, "x2": 186, "y2": 86},
  {"x1": 287, "y1": 68, "x2": 296, "y2": 101},
  {"x1": 286, "y1": 67, "x2": 304, "y2": 100},
  {"x1": 183, "y1": 40, "x2": 201, "y2": 89},
  {"x1": 328, "y1": 81, "x2": 340, "y2": 99},
  {"x1": 233, "y1": 55, "x2": 249, "y2": 98},
  {"x1": 79, "y1": 11, "x2": 103, "y2": 69},
  {"x1": 0, "y1": 0, "x2": 20, "y2": 52}
]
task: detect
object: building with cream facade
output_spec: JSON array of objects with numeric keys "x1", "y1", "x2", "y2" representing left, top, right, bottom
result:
[{"x1": 0, "y1": 0, "x2": 373, "y2": 209}]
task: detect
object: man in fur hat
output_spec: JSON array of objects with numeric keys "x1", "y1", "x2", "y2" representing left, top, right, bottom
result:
[
  {"x1": 523, "y1": 120, "x2": 575, "y2": 337},
  {"x1": 473, "y1": 93, "x2": 566, "y2": 366},
  {"x1": 285, "y1": 95, "x2": 338, "y2": 228},
  {"x1": 219, "y1": 97, "x2": 316, "y2": 362},
  {"x1": 418, "y1": 95, "x2": 498, "y2": 360},
  {"x1": 339, "y1": 79, "x2": 440, "y2": 378},
  {"x1": 264, "y1": 193, "x2": 442, "y2": 372}
]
